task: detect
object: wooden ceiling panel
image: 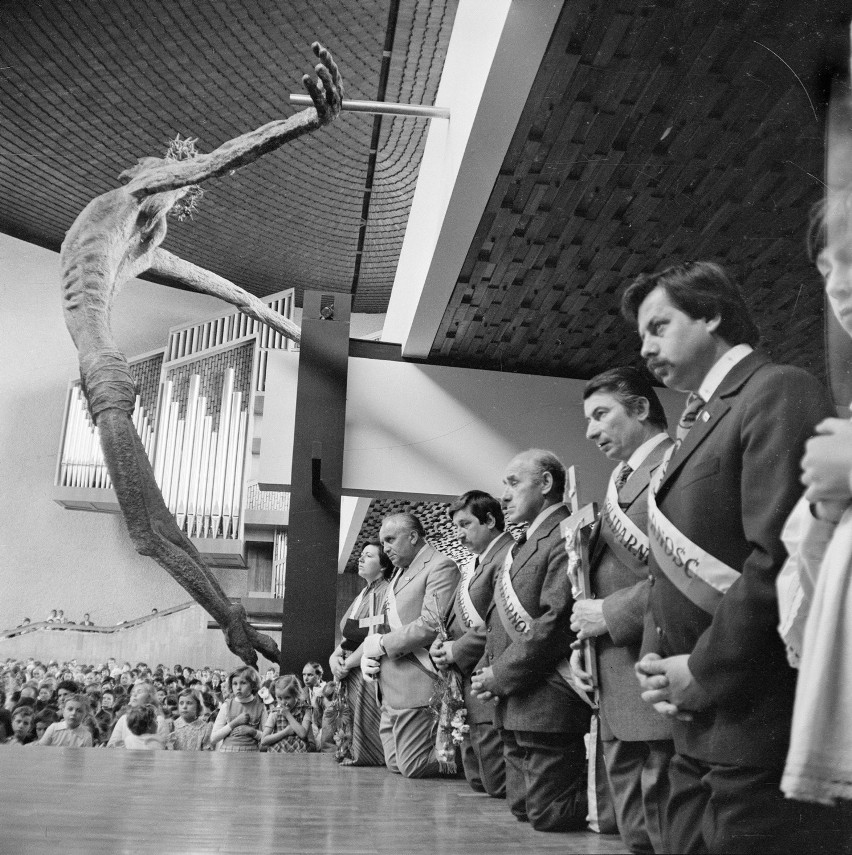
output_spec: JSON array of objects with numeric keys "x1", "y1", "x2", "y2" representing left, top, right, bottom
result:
[{"x1": 430, "y1": 0, "x2": 848, "y2": 382}]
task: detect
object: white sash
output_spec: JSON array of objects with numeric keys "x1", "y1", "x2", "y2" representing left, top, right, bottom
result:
[
  {"x1": 458, "y1": 558, "x2": 485, "y2": 630},
  {"x1": 647, "y1": 453, "x2": 740, "y2": 614},
  {"x1": 385, "y1": 578, "x2": 438, "y2": 676},
  {"x1": 599, "y1": 471, "x2": 649, "y2": 572},
  {"x1": 347, "y1": 587, "x2": 367, "y2": 620},
  {"x1": 495, "y1": 550, "x2": 593, "y2": 707}
]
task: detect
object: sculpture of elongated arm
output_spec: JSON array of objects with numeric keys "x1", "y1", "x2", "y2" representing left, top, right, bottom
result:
[
  {"x1": 124, "y1": 42, "x2": 342, "y2": 198},
  {"x1": 149, "y1": 249, "x2": 301, "y2": 345}
]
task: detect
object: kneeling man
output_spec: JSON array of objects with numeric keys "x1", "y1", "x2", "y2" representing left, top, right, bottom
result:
[
  {"x1": 362, "y1": 512, "x2": 458, "y2": 778},
  {"x1": 473, "y1": 449, "x2": 590, "y2": 831}
]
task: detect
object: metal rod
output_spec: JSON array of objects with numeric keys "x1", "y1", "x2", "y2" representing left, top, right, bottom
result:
[{"x1": 289, "y1": 94, "x2": 449, "y2": 119}]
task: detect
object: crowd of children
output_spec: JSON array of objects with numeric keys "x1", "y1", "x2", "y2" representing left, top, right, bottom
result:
[{"x1": 0, "y1": 655, "x2": 334, "y2": 753}]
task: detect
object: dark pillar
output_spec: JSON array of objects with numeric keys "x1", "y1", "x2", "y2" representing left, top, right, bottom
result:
[{"x1": 279, "y1": 291, "x2": 350, "y2": 676}]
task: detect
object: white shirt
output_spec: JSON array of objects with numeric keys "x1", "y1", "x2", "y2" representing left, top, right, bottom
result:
[
  {"x1": 526, "y1": 501, "x2": 566, "y2": 540},
  {"x1": 625, "y1": 431, "x2": 670, "y2": 474},
  {"x1": 476, "y1": 532, "x2": 506, "y2": 563},
  {"x1": 697, "y1": 343, "x2": 753, "y2": 403}
]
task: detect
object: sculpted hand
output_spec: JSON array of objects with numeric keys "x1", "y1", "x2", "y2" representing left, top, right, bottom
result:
[
  {"x1": 470, "y1": 666, "x2": 498, "y2": 703},
  {"x1": 802, "y1": 419, "x2": 852, "y2": 504},
  {"x1": 303, "y1": 42, "x2": 343, "y2": 125},
  {"x1": 569, "y1": 647, "x2": 594, "y2": 694},
  {"x1": 570, "y1": 599, "x2": 608, "y2": 640},
  {"x1": 429, "y1": 638, "x2": 454, "y2": 671},
  {"x1": 360, "y1": 656, "x2": 380, "y2": 682}
]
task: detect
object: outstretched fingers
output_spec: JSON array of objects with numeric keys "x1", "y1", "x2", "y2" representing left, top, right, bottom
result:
[{"x1": 304, "y1": 41, "x2": 343, "y2": 122}]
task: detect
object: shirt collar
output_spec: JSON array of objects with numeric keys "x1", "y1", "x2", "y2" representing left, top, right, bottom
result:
[
  {"x1": 477, "y1": 531, "x2": 507, "y2": 563},
  {"x1": 697, "y1": 344, "x2": 753, "y2": 402},
  {"x1": 625, "y1": 431, "x2": 670, "y2": 472},
  {"x1": 526, "y1": 501, "x2": 565, "y2": 539}
]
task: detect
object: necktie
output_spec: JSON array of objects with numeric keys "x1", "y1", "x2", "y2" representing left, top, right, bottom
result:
[
  {"x1": 676, "y1": 392, "x2": 705, "y2": 444},
  {"x1": 614, "y1": 463, "x2": 633, "y2": 493},
  {"x1": 512, "y1": 531, "x2": 527, "y2": 557}
]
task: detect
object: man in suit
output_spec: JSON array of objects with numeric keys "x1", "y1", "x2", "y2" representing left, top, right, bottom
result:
[
  {"x1": 430, "y1": 490, "x2": 515, "y2": 798},
  {"x1": 621, "y1": 261, "x2": 838, "y2": 853},
  {"x1": 471, "y1": 449, "x2": 591, "y2": 832},
  {"x1": 361, "y1": 512, "x2": 458, "y2": 778},
  {"x1": 571, "y1": 366, "x2": 674, "y2": 853}
]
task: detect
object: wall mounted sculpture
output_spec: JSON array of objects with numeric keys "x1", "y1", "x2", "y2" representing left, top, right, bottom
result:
[{"x1": 60, "y1": 43, "x2": 342, "y2": 667}]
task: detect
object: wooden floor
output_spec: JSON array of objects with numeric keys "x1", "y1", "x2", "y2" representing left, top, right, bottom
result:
[{"x1": 2, "y1": 749, "x2": 629, "y2": 854}]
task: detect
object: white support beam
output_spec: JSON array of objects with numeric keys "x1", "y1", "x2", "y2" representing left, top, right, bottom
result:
[
  {"x1": 337, "y1": 495, "x2": 372, "y2": 573},
  {"x1": 382, "y1": 0, "x2": 564, "y2": 356}
]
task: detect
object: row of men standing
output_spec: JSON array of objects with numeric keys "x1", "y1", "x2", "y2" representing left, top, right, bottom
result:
[{"x1": 356, "y1": 261, "x2": 850, "y2": 854}]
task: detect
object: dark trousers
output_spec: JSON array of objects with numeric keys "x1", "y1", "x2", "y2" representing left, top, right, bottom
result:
[
  {"x1": 462, "y1": 720, "x2": 506, "y2": 798},
  {"x1": 501, "y1": 728, "x2": 587, "y2": 832},
  {"x1": 665, "y1": 752, "x2": 852, "y2": 855},
  {"x1": 602, "y1": 737, "x2": 673, "y2": 854}
]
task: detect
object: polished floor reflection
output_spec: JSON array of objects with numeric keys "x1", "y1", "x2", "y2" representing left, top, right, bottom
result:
[{"x1": 3, "y1": 749, "x2": 629, "y2": 854}]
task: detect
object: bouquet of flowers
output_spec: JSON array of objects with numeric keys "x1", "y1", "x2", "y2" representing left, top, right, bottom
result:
[
  {"x1": 327, "y1": 679, "x2": 353, "y2": 764},
  {"x1": 423, "y1": 594, "x2": 467, "y2": 774}
]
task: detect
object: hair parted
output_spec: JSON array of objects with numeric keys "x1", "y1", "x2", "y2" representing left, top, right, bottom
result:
[
  {"x1": 447, "y1": 490, "x2": 505, "y2": 531},
  {"x1": 363, "y1": 536, "x2": 394, "y2": 579},
  {"x1": 583, "y1": 366, "x2": 668, "y2": 431},
  {"x1": 620, "y1": 261, "x2": 760, "y2": 347},
  {"x1": 227, "y1": 665, "x2": 261, "y2": 694}
]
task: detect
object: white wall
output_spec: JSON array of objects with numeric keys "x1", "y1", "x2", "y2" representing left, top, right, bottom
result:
[
  {"x1": 0, "y1": 233, "x2": 227, "y2": 631},
  {"x1": 0, "y1": 233, "x2": 384, "y2": 633},
  {"x1": 260, "y1": 351, "x2": 686, "y2": 503}
]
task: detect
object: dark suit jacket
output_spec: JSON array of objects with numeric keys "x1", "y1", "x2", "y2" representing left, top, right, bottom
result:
[
  {"x1": 484, "y1": 504, "x2": 590, "y2": 734},
  {"x1": 644, "y1": 351, "x2": 833, "y2": 767},
  {"x1": 591, "y1": 436, "x2": 674, "y2": 742},
  {"x1": 446, "y1": 531, "x2": 514, "y2": 725}
]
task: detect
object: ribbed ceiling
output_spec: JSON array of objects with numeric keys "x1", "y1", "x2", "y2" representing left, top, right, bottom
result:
[{"x1": 0, "y1": 0, "x2": 456, "y2": 312}]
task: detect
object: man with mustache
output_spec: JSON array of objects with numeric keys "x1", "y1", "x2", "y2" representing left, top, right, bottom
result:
[{"x1": 621, "y1": 262, "x2": 834, "y2": 854}]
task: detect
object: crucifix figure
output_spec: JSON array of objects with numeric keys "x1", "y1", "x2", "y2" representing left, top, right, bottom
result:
[{"x1": 60, "y1": 43, "x2": 343, "y2": 668}]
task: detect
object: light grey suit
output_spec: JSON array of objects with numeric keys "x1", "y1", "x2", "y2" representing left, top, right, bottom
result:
[{"x1": 377, "y1": 542, "x2": 458, "y2": 778}]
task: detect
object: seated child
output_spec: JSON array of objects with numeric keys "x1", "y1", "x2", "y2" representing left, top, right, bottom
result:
[
  {"x1": 124, "y1": 704, "x2": 165, "y2": 750},
  {"x1": 169, "y1": 690, "x2": 212, "y2": 751},
  {"x1": 210, "y1": 666, "x2": 266, "y2": 752},
  {"x1": 38, "y1": 694, "x2": 93, "y2": 747},
  {"x1": 33, "y1": 708, "x2": 59, "y2": 742},
  {"x1": 7, "y1": 705, "x2": 35, "y2": 745},
  {"x1": 261, "y1": 675, "x2": 314, "y2": 753}
]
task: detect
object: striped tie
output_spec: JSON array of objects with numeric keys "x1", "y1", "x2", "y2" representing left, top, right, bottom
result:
[
  {"x1": 676, "y1": 392, "x2": 705, "y2": 444},
  {"x1": 511, "y1": 531, "x2": 527, "y2": 557},
  {"x1": 614, "y1": 463, "x2": 633, "y2": 493}
]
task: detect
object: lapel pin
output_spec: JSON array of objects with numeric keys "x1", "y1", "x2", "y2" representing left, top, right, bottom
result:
[{"x1": 701, "y1": 411, "x2": 710, "y2": 422}]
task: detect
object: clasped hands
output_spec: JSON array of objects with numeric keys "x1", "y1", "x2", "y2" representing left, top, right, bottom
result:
[
  {"x1": 635, "y1": 653, "x2": 711, "y2": 721},
  {"x1": 801, "y1": 418, "x2": 852, "y2": 521},
  {"x1": 360, "y1": 633, "x2": 385, "y2": 681},
  {"x1": 470, "y1": 666, "x2": 498, "y2": 703},
  {"x1": 229, "y1": 711, "x2": 256, "y2": 739},
  {"x1": 429, "y1": 637, "x2": 454, "y2": 672},
  {"x1": 331, "y1": 653, "x2": 349, "y2": 681}
]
